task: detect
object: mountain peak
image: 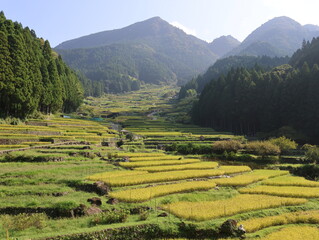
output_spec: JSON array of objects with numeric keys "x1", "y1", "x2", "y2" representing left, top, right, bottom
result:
[
  {"x1": 226, "y1": 16, "x2": 319, "y2": 57},
  {"x1": 261, "y1": 16, "x2": 301, "y2": 29},
  {"x1": 209, "y1": 35, "x2": 240, "y2": 57},
  {"x1": 55, "y1": 16, "x2": 175, "y2": 49}
]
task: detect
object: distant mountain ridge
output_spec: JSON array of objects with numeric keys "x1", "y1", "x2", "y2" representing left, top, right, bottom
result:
[
  {"x1": 56, "y1": 17, "x2": 219, "y2": 94},
  {"x1": 208, "y1": 35, "x2": 240, "y2": 57},
  {"x1": 56, "y1": 16, "x2": 319, "y2": 95},
  {"x1": 227, "y1": 16, "x2": 319, "y2": 57}
]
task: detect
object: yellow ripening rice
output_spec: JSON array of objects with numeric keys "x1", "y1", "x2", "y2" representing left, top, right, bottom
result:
[
  {"x1": 109, "y1": 180, "x2": 216, "y2": 202},
  {"x1": 261, "y1": 226, "x2": 319, "y2": 240},
  {"x1": 135, "y1": 162, "x2": 219, "y2": 172},
  {"x1": 239, "y1": 185, "x2": 319, "y2": 198},
  {"x1": 128, "y1": 156, "x2": 183, "y2": 161},
  {"x1": 240, "y1": 210, "x2": 319, "y2": 233},
  {"x1": 133, "y1": 132, "x2": 184, "y2": 136},
  {"x1": 213, "y1": 169, "x2": 289, "y2": 186},
  {"x1": 262, "y1": 175, "x2": 319, "y2": 187},
  {"x1": 86, "y1": 170, "x2": 148, "y2": 181},
  {"x1": 0, "y1": 145, "x2": 29, "y2": 149},
  {"x1": 119, "y1": 159, "x2": 200, "y2": 168},
  {"x1": 102, "y1": 169, "x2": 226, "y2": 186},
  {"x1": 214, "y1": 175, "x2": 266, "y2": 186},
  {"x1": 247, "y1": 169, "x2": 289, "y2": 178},
  {"x1": 116, "y1": 152, "x2": 166, "y2": 158},
  {"x1": 218, "y1": 165, "x2": 251, "y2": 174},
  {"x1": 162, "y1": 194, "x2": 306, "y2": 221}
]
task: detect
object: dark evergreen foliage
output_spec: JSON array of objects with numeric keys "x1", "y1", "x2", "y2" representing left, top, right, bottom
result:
[
  {"x1": 0, "y1": 12, "x2": 83, "y2": 118},
  {"x1": 179, "y1": 55, "x2": 289, "y2": 98},
  {"x1": 192, "y1": 37, "x2": 319, "y2": 142}
]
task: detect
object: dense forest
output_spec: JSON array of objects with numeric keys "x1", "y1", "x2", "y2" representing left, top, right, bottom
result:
[
  {"x1": 192, "y1": 37, "x2": 319, "y2": 142},
  {"x1": 179, "y1": 55, "x2": 290, "y2": 98},
  {"x1": 0, "y1": 12, "x2": 83, "y2": 118}
]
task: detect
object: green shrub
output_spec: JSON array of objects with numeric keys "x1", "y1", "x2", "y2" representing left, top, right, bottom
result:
[
  {"x1": 245, "y1": 141, "x2": 280, "y2": 156},
  {"x1": 90, "y1": 209, "x2": 129, "y2": 225},
  {"x1": 139, "y1": 211, "x2": 149, "y2": 221},
  {"x1": 166, "y1": 143, "x2": 213, "y2": 154},
  {"x1": 269, "y1": 136, "x2": 297, "y2": 153},
  {"x1": 291, "y1": 164, "x2": 319, "y2": 181},
  {"x1": 212, "y1": 140, "x2": 243, "y2": 154},
  {"x1": 53, "y1": 201, "x2": 78, "y2": 211},
  {"x1": 302, "y1": 144, "x2": 319, "y2": 164},
  {"x1": 1, "y1": 213, "x2": 47, "y2": 232}
]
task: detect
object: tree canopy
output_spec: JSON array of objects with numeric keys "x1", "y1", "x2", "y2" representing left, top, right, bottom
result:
[{"x1": 0, "y1": 12, "x2": 83, "y2": 118}]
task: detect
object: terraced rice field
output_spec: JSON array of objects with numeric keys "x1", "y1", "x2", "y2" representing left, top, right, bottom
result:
[
  {"x1": 240, "y1": 210, "x2": 319, "y2": 233},
  {"x1": 213, "y1": 169, "x2": 289, "y2": 186},
  {"x1": 0, "y1": 87, "x2": 318, "y2": 239},
  {"x1": 109, "y1": 180, "x2": 217, "y2": 202},
  {"x1": 239, "y1": 185, "x2": 319, "y2": 198},
  {"x1": 119, "y1": 159, "x2": 201, "y2": 168},
  {"x1": 260, "y1": 226, "x2": 319, "y2": 240},
  {"x1": 134, "y1": 161, "x2": 219, "y2": 172},
  {"x1": 262, "y1": 175, "x2": 319, "y2": 187},
  {"x1": 162, "y1": 194, "x2": 307, "y2": 221},
  {"x1": 91, "y1": 169, "x2": 226, "y2": 186}
]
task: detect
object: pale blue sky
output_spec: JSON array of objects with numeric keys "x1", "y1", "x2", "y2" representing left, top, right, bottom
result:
[{"x1": 2, "y1": 0, "x2": 319, "y2": 47}]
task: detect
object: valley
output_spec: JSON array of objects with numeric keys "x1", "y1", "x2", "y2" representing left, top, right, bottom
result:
[
  {"x1": 0, "y1": 86, "x2": 319, "y2": 239},
  {"x1": 1, "y1": 3, "x2": 319, "y2": 239}
]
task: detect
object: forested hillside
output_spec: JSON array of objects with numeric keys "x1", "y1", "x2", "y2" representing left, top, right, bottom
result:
[
  {"x1": 55, "y1": 17, "x2": 218, "y2": 95},
  {"x1": 290, "y1": 37, "x2": 319, "y2": 68},
  {"x1": 179, "y1": 55, "x2": 289, "y2": 98},
  {"x1": 192, "y1": 38, "x2": 319, "y2": 142},
  {"x1": 0, "y1": 12, "x2": 83, "y2": 118}
]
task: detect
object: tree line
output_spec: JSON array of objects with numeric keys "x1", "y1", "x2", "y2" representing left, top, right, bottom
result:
[
  {"x1": 192, "y1": 62, "x2": 319, "y2": 142},
  {"x1": 179, "y1": 55, "x2": 290, "y2": 99},
  {"x1": 0, "y1": 12, "x2": 83, "y2": 118}
]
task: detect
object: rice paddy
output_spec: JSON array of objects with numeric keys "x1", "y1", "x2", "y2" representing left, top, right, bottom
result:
[
  {"x1": 109, "y1": 180, "x2": 217, "y2": 202},
  {"x1": 239, "y1": 185, "x2": 319, "y2": 198},
  {"x1": 0, "y1": 86, "x2": 317, "y2": 239},
  {"x1": 240, "y1": 210, "x2": 319, "y2": 233},
  {"x1": 162, "y1": 194, "x2": 307, "y2": 221}
]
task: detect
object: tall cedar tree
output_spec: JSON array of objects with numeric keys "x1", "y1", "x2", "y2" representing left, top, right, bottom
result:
[{"x1": 0, "y1": 12, "x2": 83, "y2": 118}]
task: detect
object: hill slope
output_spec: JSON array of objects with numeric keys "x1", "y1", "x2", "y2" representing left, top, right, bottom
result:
[
  {"x1": 227, "y1": 16, "x2": 319, "y2": 57},
  {"x1": 56, "y1": 17, "x2": 218, "y2": 94},
  {"x1": 209, "y1": 35, "x2": 240, "y2": 57}
]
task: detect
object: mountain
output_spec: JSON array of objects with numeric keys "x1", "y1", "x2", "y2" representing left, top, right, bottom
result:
[
  {"x1": 227, "y1": 16, "x2": 319, "y2": 57},
  {"x1": 0, "y1": 11, "x2": 83, "y2": 118},
  {"x1": 55, "y1": 17, "x2": 218, "y2": 94},
  {"x1": 208, "y1": 35, "x2": 240, "y2": 57}
]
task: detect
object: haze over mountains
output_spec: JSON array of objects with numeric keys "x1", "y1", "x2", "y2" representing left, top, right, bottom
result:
[
  {"x1": 208, "y1": 35, "x2": 240, "y2": 57},
  {"x1": 55, "y1": 16, "x2": 319, "y2": 95},
  {"x1": 227, "y1": 16, "x2": 319, "y2": 57},
  {"x1": 55, "y1": 17, "x2": 219, "y2": 94}
]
